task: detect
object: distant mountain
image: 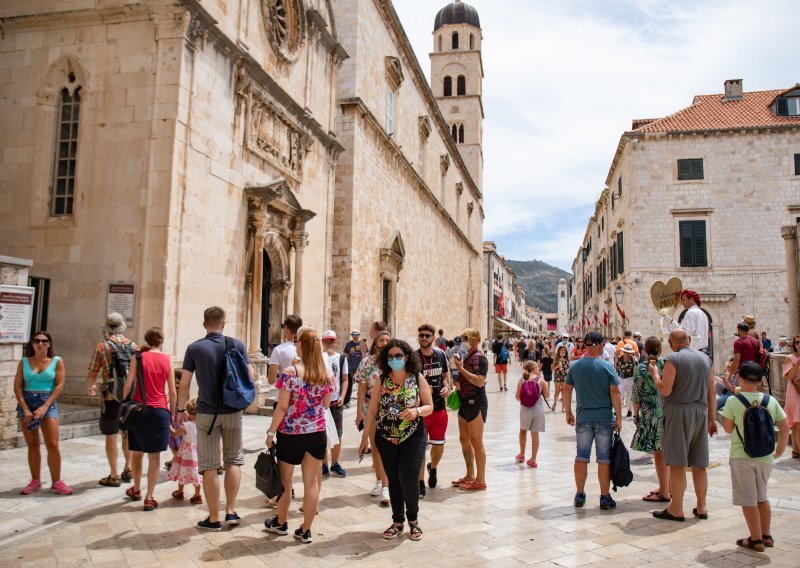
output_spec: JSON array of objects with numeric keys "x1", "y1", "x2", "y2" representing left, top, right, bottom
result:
[{"x1": 505, "y1": 259, "x2": 572, "y2": 313}]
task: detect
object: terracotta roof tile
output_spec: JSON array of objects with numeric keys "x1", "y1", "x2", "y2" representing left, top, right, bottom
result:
[{"x1": 633, "y1": 85, "x2": 800, "y2": 133}]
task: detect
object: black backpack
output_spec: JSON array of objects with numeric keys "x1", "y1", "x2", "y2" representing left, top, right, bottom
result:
[
  {"x1": 734, "y1": 393, "x2": 776, "y2": 458},
  {"x1": 104, "y1": 338, "x2": 136, "y2": 403},
  {"x1": 610, "y1": 431, "x2": 633, "y2": 491}
]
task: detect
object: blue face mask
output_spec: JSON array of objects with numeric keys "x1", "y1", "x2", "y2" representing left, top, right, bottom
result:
[{"x1": 388, "y1": 358, "x2": 405, "y2": 371}]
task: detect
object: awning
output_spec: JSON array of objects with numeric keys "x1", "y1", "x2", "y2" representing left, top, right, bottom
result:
[{"x1": 495, "y1": 317, "x2": 527, "y2": 334}]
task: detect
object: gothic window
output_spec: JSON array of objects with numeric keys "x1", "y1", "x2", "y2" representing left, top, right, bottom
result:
[
  {"x1": 451, "y1": 124, "x2": 458, "y2": 143},
  {"x1": 457, "y1": 75, "x2": 466, "y2": 96},
  {"x1": 469, "y1": 33, "x2": 475, "y2": 50},
  {"x1": 452, "y1": 31, "x2": 459, "y2": 49},
  {"x1": 386, "y1": 85, "x2": 395, "y2": 135},
  {"x1": 443, "y1": 76, "x2": 452, "y2": 97},
  {"x1": 418, "y1": 136, "x2": 426, "y2": 177},
  {"x1": 52, "y1": 75, "x2": 81, "y2": 216}
]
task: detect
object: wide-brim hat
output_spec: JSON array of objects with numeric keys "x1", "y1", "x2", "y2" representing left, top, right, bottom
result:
[
  {"x1": 621, "y1": 345, "x2": 635, "y2": 354},
  {"x1": 103, "y1": 312, "x2": 127, "y2": 333}
]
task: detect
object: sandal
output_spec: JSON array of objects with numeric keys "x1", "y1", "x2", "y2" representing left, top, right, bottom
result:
[
  {"x1": 190, "y1": 494, "x2": 203, "y2": 505},
  {"x1": 409, "y1": 521, "x2": 423, "y2": 541},
  {"x1": 98, "y1": 475, "x2": 120, "y2": 487},
  {"x1": 526, "y1": 459, "x2": 538, "y2": 468},
  {"x1": 762, "y1": 534, "x2": 774, "y2": 547},
  {"x1": 451, "y1": 476, "x2": 473, "y2": 487},
  {"x1": 643, "y1": 491, "x2": 670, "y2": 503},
  {"x1": 792, "y1": 452, "x2": 799, "y2": 459},
  {"x1": 143, "y1": 499, "x2": 158, "y2": 511},
  {"x1": 692, "y1": 507, "x2": 708, "y2": 520},
  {"x1": 459, "y1": 480, "x2": 487, "y2": 491},
  {"x1": 736, "y1": 537, "x2": 765, "y2": 552},
  {"x1": 172, "y1": 490, "x2": 185, "y2": 500},
  {"x1": 120, "y1": 468, "x2": 133, "y2": 482},
  {"x1": 652, "y1": 508, "x2": 685, "y2": 522},
  {"x1": 515, "y1": 454, "x2": 524, "y2": 463},
  {"x1": 382, "y1": 522, "x2": 403, "y2": 540},
  {"x1": 126, "y1": 487, "x2": 142, "y2": 501}
]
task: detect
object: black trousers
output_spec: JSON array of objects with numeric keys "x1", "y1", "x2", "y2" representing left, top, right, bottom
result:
[
  {"x1": 343, "y1": 376, "x2": 355, "y2": 406},
  {"x1": 376, "y1": 425, "x2": 426, "y2": 524}
]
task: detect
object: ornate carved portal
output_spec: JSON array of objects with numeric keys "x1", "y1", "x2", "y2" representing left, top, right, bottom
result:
[{"x1": 246, "y1": 181, "x2": 316, "y2": 358}]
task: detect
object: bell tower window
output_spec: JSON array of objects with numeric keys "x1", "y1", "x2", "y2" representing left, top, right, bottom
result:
[
  {"x1": 469, "y1": 34, "x2": 474, "y2": 50},
  {"x1": 451, "y1": 31, "x2": 459, "y2": 50},
  {"x1": 457, "y1": 75, "x2": 466, "y2": 96},
  {"x1": 443, "y1": 76, "x2": 452, "y2": 97}
]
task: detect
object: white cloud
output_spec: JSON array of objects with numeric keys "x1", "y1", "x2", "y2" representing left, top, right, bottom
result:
[{"x1": 393, "y1": 0, "x2": 798, "y2": 271}]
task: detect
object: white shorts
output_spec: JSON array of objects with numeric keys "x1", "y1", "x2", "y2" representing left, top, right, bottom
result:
[{"x1": 730, "y1": 458, "x2": 772, "y2": 507}]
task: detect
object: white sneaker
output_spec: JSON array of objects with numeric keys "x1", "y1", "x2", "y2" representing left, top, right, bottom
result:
[
  {"x1": 370, "y1": 481, "x2": 383, "y2": 497},
  {"x1": 380, "y1": 486, "x2": 390, "y2": 506}
]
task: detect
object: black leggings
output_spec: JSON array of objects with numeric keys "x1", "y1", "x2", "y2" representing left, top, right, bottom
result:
[{"x1": 376, "y1": 426, "x2": 426, "y2": 524}]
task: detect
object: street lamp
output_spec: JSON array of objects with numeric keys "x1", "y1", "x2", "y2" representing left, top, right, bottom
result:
[
  {"x1": 614, "y1": 283, "x2": 624, "y2": 304},
  {"x1": 586, "y1": 306, "x2": 593, "y2": 319}
]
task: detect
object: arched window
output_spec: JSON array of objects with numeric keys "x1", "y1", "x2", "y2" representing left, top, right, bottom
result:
[
  {"x1": 52, "y1": 73, "x2": 81, "y2": 216},
  {"x1": 443, "y1": 76, "x2": 452, "y2": 97},
  {"x1": 452, "y1": 31, "x2": 459, "y2": 49},
  {"x1": 458, "y1": 124, "x2": 465, "y2": 144},
  {"x1": 438, "y1": 35, "x2": 442, "y2": 52},
  {"x1": 451, "y1": 124, "x2": 458, "y2": 143},
  {"x1": 457, "y1": 75, "x2": 466, "y2": 96},
  {"x1": 469, "y1": 34, "x2": 475, "y2": 50}
]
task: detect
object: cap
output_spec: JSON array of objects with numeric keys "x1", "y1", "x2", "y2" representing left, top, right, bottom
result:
[
  {"x1": 584, "y1": 331, "x2": 604, "y2": 346},
  {"x1": 633, "y1": 331, "x2": 642, "y2": 338},
  {"x1": 322, "y1": 330, "x2": 337, "y2": 340},
  {"x1": 622, "y1": 345, "x2": 635, "y2": 354},
  {"x1": 739, "y1": 361, "x2": 763, "y2": 382},
  {"x1": 779, "y1": 336, "x2": 790, "y2": 342},
  {"x1": 562, "y1": 333, "x2": 569, "y2": 338},
  {"x1": 103, "y1": 312, "x2": 127, "y2": 333},
  {"x1": 350, "y1": 330, "x2": 361, "y2": 336}
]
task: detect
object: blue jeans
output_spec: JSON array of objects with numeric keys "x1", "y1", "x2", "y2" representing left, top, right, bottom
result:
[
  {"x1": 16, "y1": 391, "x2": 58, "y2": 419},
  {"x1": 575, "y1": 421, "x2": 613, "y2": 464}
]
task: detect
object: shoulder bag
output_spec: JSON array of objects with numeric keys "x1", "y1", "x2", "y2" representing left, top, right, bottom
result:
[{"x1": 119, "y1": 352, "x2": 147, "y2": 430}]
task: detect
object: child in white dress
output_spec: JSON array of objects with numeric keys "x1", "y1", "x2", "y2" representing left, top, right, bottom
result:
[{"x1": 168, "y1": 399, "x2": 202, "y2": 504}]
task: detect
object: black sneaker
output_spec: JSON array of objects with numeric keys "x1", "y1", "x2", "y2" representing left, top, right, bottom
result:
[
  {"x1": 600, "y1": 494, "x2": 617, "y2": 510},
  {"x1": 427, "y1": 462, "x2": 437, "y2": 489},
  {"x1": 197, "y1": 517, "x2": 223, "y2": 532},
  {"x1": 264, "y1": 516, "x2": 288, "y2": 535},
  {"x1": 419, "y1": 480, "x2": 426, "y2": 499},
  {"x1": 294, "y1": 526, "x2": 312, "y2": 544},
  {"x1": 225, "y1": 512, "x2": 241, "y2": 526}
]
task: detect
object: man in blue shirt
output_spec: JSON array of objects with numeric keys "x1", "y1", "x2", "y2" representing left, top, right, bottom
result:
[{"x1": 564, "y1": 332, "x2": 622, "y2": 510}]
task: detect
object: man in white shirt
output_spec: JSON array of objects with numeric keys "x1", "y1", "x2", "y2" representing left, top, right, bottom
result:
[
  {"x1": 677, "y1": 290, "x2": 709, "y2": 352},
  {"x1": 602, "y1": 337, "x2": 616, "y2": 363},
  {"x1": 321, "y1": 330, "x2": 348, "y2": 478},
  {"x1": 267, "y1": 315, "x2": 302, "y2": 384},
  {"x1": 556, "y1": 333, "x2": 575, "y2": 358}
]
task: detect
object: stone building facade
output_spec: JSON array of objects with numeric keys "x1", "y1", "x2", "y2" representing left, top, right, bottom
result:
[
  {"x1": 482, "y1": 241, "x2": 528, "y2": 338},
  {"x1": 569, "y1": 80, "x2": 800, "y2": 371},
  {"x1": 330, "y1": 0, "x2": 484, "y2": 342}
]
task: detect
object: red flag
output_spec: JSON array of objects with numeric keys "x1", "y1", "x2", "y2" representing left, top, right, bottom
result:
[
  {"x1": 594, "y1": 313, "x2": 599, "y2": 326},
  {"x1": 615, "y1": 304, "x2": 629, "y2": 323},
  {"x1": 603, "y1": 310, "x2": 609, "y2": 326}
]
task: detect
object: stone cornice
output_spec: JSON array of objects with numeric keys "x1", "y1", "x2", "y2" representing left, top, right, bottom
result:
[
  {"x1": 670, "y1": 208, "x2": 714, "y2": 216},
  {"x1": 373, "y1": 0, "x2": 482, "y2": 202},
  {"x1": 307, "y1": 8, "x2": 348, "y2": 62},
  {"x1": 339, "y1": 97, "x2": 480, "y2": 257},
  {"x1": 0, "y1": 5, "x2": 150, "y2": 31}
]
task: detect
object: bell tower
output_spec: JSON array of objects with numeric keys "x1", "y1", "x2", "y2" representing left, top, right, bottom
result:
[{"x1": 431, "y1": 0, "x2": 484, "y2": 191}]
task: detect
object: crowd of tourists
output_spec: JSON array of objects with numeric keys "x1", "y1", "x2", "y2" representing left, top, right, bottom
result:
[{"x1": 12, "y1": 288, "x2": 798, "y2": 551}]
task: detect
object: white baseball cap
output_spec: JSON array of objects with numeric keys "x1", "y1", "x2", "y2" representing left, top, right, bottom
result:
[{"x1": 322, "y1": 330, "x2": 337, "y2": 340}]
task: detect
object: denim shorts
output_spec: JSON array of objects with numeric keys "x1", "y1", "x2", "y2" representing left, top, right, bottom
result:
[
  {"x1": 575, "y1": 421, "x2": 613, "y2": 464},
  {"x1": 17, "y1": 391, "x2": 58, "y2": 420}
]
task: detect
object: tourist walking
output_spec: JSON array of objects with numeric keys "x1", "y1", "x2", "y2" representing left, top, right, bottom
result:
[
  {"x1": 354, "y1": 330, "x2": 391, "y2": 504},
  {"x1": 15, "y1": 331, "x2": 72, "y2": 495},
  {"x1": 358, "y1": 339, "x2": 434, "y2": 541},
  {"x1": 552, "y1": 345, "x2": 570, "y2": 412},
  {"x1": 564, "y1": 332, "x2": 622, "y2": 510},
  {"x1": 416, "y1": 324, "x2": 450, "y2": 495},
  {"x1": 168, "y1": 398, "x2": 203, "y2": 504},
  {"x1": 268, "y1": 315, "x2": 302, "y2": 384},
  {"x1": 122, "y1": 327, "x2": 176, "y2": 511},
  {"x1": 86, "y1": 313, "x2": 137, "y2": 487},
  {"x1": 321, "y1": 330, "x2": 348, "y2": 478},
  {"x1": 651, "y1": 329, "x2": 716, "y2": 522},
  {"x1": 178, "y1": 306, "x2": 253, "y2": 531},
  {"x1": 571, "y1": 337, "x2": 587, "y2": 360},
  {"x1": 452, "y1": 328, "x2": 489, "y2": 491},
  {"x1": 343, "y1": 329, "x2": 363, "y2": 406},
  {"x1": 540, "y1": 347, "x2": 553, "y2": 391},
  {"x1": 515, "y1": 361, "x2": 548, "y2": 468},
  {"x1": 616, "y1": 345, "x2": 636, "y2": 417},
  {"x1": 631, "y1": 336, "x2": 670, "y2": 503},
  {"x1": 720, "y1": 323, "x2": 761, "y2": 406},
  {"x1": 720, "y1": 361, "x2": 789, "y2": 552},
  {"x1": 264, "y1": 326, "x2": 332, "y2": 544},
  {"x1": 782, "y1": 335, "x2": 800, "y2": 458},
  {"x1": 492, "y1": 335, "x2": 509, "y2": 391}
]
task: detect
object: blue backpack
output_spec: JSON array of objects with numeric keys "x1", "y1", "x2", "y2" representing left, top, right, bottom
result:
[
  {"x1": 734, "y1": 393, "x2": 776, "y2": 458},
  {"x1": 499, "y1": 343, "x2": 509, "y2": 364},
  {"x1": 207, "y1": 337, "x2": 255, "y2": 435}
]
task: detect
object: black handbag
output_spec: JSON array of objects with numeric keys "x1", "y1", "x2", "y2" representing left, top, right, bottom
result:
[
  {"x1": 119, "y1": 352, "x2": 146, "y2": 430},
  {"x1": 254, "y1": 446, "x2": 284, "y2": 499}
]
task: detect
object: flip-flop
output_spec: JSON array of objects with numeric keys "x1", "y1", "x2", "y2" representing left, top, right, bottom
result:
[
  {"x1": 692, "y1": 507, "x2": 708, "y2": 520},
  {"x1": 652, "y1": 508, "x2": 685, "y2": 522},
  {"x1": 643, "y1": 492, "x2": 670, "y2": 502}
]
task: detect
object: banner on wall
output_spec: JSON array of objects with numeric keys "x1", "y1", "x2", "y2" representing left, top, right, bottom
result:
[{"x1": 0, "y1": 285, "x2": 35, "y2": 343}]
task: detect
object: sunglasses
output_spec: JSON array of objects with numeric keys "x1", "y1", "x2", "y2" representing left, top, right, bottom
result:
[
  {"x1": 387, "y1": 353, "x2": 405, "y2": 361},
  {"x1": 33, "y1": 339, "x2": 51, "y2": 345},
  {"x1": 418, "y1": 333, "x2": 433, "y2": 339}
]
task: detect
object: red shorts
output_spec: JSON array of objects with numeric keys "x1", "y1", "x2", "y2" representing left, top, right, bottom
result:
[
  {"x1": 495, "y1": 364, "x2": 508, "y2": 373},
  {"x1": 424, "y1": 409, "x2": 448, "y2": 445}
]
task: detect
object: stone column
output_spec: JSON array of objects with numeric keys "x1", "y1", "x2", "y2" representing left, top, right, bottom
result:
[
  {"x1": 782, "y1": 225, "x2": 799, "y2": 336},
  {"x1": 292, "y1": 231, "x2": 309, "y2": 315},
  {"x1": 248, "y1": 207, "x2": 268, "y2": 356}
]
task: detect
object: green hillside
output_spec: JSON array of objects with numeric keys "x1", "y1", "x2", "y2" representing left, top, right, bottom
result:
[{"x1": 505, "y1": 259, "x2": 572, "y2": 313}]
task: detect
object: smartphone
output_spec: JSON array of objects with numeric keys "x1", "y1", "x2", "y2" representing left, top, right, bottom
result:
[
  {"x1": 358, "y1": 453, "x2": 365, "y2": 463},
  {"x1": 26, "y1": 418, "x2": 42, "y2": 431}
]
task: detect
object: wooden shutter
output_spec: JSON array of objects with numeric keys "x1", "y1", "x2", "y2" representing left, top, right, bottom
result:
[
  {"x1": 617, "y1": 232, "x2": 624, "y2": 273},
  {"x1": 678, "y1": 160, "x2": 691, "y2": 180},
  {"x1": 692, "y1": 221, "x2": 707, "y2": 266},
  {"x1": 680, "y1": 220, "x2": 707, "y2": 267},
  {"x1": 690, "y1": 159, "x2": 704, "y2": 179}
]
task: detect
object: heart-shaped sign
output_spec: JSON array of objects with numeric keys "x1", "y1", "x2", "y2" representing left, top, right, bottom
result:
[{"x1": 650, "y1": 277, "x2": 683, "y2": 314}]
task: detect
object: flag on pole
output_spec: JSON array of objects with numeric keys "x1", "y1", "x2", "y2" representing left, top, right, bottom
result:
[{"x1": 615, "y1": 304, "x2": 629, "y2": 324}]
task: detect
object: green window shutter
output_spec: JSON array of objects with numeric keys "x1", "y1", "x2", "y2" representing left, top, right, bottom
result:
[
  {"x1": 678, "y1": 160, "x2": 691, "y2": 180},
  {"x1": 678, "y1": 158, "x2": 704, "y2": 180},
  {"x1": 691, "y1": 159, "x2": 704, "y2": 179},
  {"x1": 679, "y1": 220, "x2": 707, "y2": 267},
  {"x1": 679, "y1": 221, "x2": 694, "y2": 266},
  {"x1": 693, "y1": 221, "x2": 707, "y2": 267},
  {"x1": 778, "y1": 97, "x2": 788, "y2": 116},
  {"x1": 795, "y1": 153, "x2": 800, "y2": 175},
  {"x1": 617, "y1": 232, "x2": 624, "y2": 273}
]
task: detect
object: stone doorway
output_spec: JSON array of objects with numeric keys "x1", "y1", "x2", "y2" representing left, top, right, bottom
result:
[{"x1": 260, "y1": 250, "x2": 272, "y2": 355}]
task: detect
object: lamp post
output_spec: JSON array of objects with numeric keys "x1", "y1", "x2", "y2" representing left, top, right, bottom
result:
[
  {"x1": 586, "y1": 306, "x2": 593, "y2": 330},
  {"x1": 614, "y1": 283, "x2": 624, "y2": 304}
]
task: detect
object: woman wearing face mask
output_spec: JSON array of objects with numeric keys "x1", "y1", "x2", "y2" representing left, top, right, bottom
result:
[
  {"x1": 359, "y1": 339, "x2": 433, "y2": 540},
  {"x1": 451, "y1": 328, "x2": 489, "y2": 491}
]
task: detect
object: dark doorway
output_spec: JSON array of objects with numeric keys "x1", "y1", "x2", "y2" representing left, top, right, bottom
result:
[
  {"x1": 28, "y1": 276, "x2": 50, "y2": 338},
  {"x1": 260, "y1": 251, "x2": 272, "y2": 355},
  {"x1": 678, "y1": 307, "x2": 713, "y2": 361},
  {"x1": 382, "y1": 278, "x2": 390, "y2": 326}
]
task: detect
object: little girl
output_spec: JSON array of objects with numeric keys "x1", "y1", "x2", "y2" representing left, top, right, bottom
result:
[
  {"x1": 515, "y1": 361, "x2": 549, "y2": 468},
  {"x1": 165, "y1": 368, "x2": 183, "y2": 471},
  {"x1": 168, "y1": 399, "x2": 202, "y2": 504}
]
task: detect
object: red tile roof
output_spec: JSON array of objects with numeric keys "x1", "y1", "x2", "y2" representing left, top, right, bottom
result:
[{"x1": 633, "y1": 85, "x2": 800, "y2": 133}]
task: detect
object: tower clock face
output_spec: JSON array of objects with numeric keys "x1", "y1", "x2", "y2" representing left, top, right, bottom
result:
[{"x1": 262, "y1": 0, "x2": 306, "y2": 63}]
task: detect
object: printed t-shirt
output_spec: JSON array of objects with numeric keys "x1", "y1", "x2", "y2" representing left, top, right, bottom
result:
[
  {"x1": 417, "y1": 347, "x2": 449, "y2": 411},
  {"x1": 566, "y1": 357, "x2": 620, "y2": 423},
  {"x1": 720, "y1": 392, "x2": 786, "y2": 463},
  {"x1": 323, "y1": 351, "x2": 349, "y2": 401}
]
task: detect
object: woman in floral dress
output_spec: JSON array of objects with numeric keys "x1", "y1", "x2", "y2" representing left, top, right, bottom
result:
[
  {"x1": 551, "y1": 345, "x2": 570, "y2": 413},
  {"x1": 631, "y1": 336, "x2": 670, "y2": 503}
]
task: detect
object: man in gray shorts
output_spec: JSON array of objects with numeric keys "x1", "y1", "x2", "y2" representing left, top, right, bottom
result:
[
  {"x1": 177, "y1": 306, "x2": 254, "y2": 531},
  {"x1": 651, "y1": 329, "x2": 717, "y2": 522}
]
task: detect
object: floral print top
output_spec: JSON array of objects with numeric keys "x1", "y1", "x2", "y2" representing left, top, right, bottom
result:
[
  {"x1": 376, "y1": 373, "x2": 421, "y2": 445},
  {"x1": 553, "y1": 359, "x2": 570, "y2": 382},
  {"x1": 615, "y1": 356, "x2": 636, "y2": 379},
  {"x1": 275, "y1": 371, "x2": 333, "y2": 435},
  {"x1": 353, "y1": 355, "x2": 382, "y2": 418}
]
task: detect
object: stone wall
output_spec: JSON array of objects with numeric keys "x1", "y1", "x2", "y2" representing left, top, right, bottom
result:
[{"x1": 0, "y1": 255, "x2": 32, "y2": 450}]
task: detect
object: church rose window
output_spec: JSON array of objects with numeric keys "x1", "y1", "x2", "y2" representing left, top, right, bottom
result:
[{"x1": 263, "y1": 0, "x2": 306, "y2": 63}]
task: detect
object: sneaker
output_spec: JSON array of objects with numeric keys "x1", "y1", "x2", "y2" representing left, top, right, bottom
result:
[
  {"x1": 20, "y1": 480, "x2": 42, "y2": 495},
  {"x1": 321, "y1": 464, "x2": 330, "y2": 479},
  {"x1": 380, "y1": 486, "x2": 390, "y2": 506},
  {"x1": 600, "y1": 494, "x2": 617, "y2": 510},
  {"x1": 427, "y1": 463, "x2": 437, "y2": 488},
  {"x1": 370, "y1": 481, "x2": 383, "y2": 497},
  {"x1": 225, "y1": 513, "x2": 241, "y2": 526},
  {"x1": 419, "y1": 480, "x2": 426, "y2": 499},
  {"x1": 51, "y1": 480, "x2": 73, "y2": 495},
  {"x1": 574, "y1": 492, "x2": 586, "y2": 508},
  {"x1": 293, "y1": 526, "x2": 312, "y2": 544},
  {"x1": 197, "y1": 517, "x2": 223, "y2": 532},
  {"x1": 330, "y1": 463, "x2": 347, "y2": 477},
  {"x1": 264, "y1": 516, "x2": 288, "y2": 535}
]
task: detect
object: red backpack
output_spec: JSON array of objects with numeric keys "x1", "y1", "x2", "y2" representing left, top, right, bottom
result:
[{"x1": 520, "y1": 377, "x2": 541, "y2": 408}]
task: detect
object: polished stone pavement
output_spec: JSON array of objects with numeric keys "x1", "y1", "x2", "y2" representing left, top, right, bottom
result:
[{"x1": 2, "y1": 359, "x2": 799, "y2": 567}]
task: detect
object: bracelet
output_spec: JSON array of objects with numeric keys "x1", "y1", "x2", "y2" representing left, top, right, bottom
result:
[
  {"x1": 267, "y1": 430, "x2": 276, "y2": 435},
  {"x1": 177, "y1": 408, "x2": 185, "y2": 413}
]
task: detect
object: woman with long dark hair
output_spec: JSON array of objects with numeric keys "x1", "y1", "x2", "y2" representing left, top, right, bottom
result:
[{"x1": 14, "y1": 331, "x2": 72, "y2": 495}]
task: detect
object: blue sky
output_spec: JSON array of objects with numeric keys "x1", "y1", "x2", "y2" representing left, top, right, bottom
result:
[{"x1": 393, "y1": 0, "x2": 798, "y2": 272}]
